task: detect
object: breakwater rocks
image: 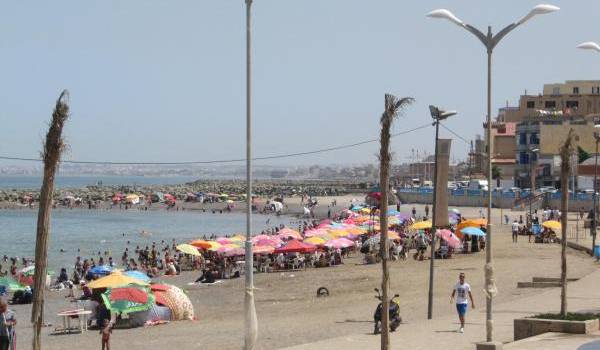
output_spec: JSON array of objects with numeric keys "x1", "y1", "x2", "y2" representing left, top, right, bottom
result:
[{"x1": 0, "y1": 179, "x2": 373, "y2": 204}]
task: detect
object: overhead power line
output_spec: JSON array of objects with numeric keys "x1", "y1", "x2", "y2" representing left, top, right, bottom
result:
[
  {"x1": 440, "y1": 123, "x2": 470, "y2": 145},
  {"x1": 0, "y1": 123, "x2": 432, "y2": 165}
]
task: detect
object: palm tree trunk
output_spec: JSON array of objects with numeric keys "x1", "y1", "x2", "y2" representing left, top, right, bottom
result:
[
  {"x1": 379, "y1": 96, "x2": 392, "y2": 350},
  {"x1": 31, "y1": 91, "x2": 69, "y2": 350},
  {"x1": 559, "y1": 129, "x2": 575, "y2": 318}
]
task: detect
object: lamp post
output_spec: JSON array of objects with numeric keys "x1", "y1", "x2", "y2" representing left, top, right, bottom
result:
[
  {"x1": 594, "y1": 132, "x2": 600, "y2": 254},
  {"x1": 576, "y1": 42, "x2": 600, "y2": 255},
  {"x1": 427, "y1": 4, "x2": 559, "y2": 342},
  {"x1": 529, "y1": 148, "x2": 539, "y2": 229},
  {"x1": 427, "y1": 105, "x2": 457, "y2": 320},
  {"x1": 244, "y1": 1, "x2": 258, "y2": 349}
]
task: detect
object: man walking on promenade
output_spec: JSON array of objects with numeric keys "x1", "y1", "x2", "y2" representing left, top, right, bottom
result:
[
  {"x1": 450, "y1": 272, "x2": 475, "y2": 333},
  {"x1": 512, "y1": 219, "x2": 519, "y2": 243}
]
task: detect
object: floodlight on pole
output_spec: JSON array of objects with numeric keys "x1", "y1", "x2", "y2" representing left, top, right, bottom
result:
[
  {"x1": 426, "y1": 3, "x2": 559, "y2": 343},
  {"x1": 427, "y1": 105, "x2": 457, "y2": 320}
]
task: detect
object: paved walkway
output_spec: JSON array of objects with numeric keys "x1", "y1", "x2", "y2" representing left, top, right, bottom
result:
[{"x1": 280, "y1": 259, "x2": 600, "y2": 350}]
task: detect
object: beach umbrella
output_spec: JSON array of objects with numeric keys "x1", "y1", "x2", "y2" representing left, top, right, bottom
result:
[
  {"x1": 155, "y1": 285, "x2": 194, "y2": 321},
  {"x1": 304, "y1": 236, "x2": 327, "y2": 246},
  {"x1": 304, "y1": 228, "x2": 329, "y2": 237},
  {"x1": 102, "y1": 286, "x2": 155, "y2": 314},
  {"x1": 461, "y1": 227, "x2": 486, "y2": 237},
  {"x1": 274, "y1": 240, "x2": 316, "y2": 254},
  {"x1": 230, "y1": 234, "x2": 246, "y2": 242},
  {"x1": 450, "y1": 208, "x2": 461, "y2": 214},
  {"x1": 124, "y1": 270, "x2": 152, "y2": 283},
  {"x1": 456, "y1": 219, "x2": 488, "y2": 238},
  {"x1": 410, "y1": 220, "x2": 432, "y2": 230},
  {"x1": 0, "y1": 276, "x2": 26, "y2": 292},
  {"x1": 190, "y1": 240, "x2": 221, "y2": 251},
  {"x1": 435, "y1": 229, "x2": 461, "y2": 249},
  {"x1": 216, "y1": 237, "x2": 233, "y2": 245},
  {"x1": 542, "y1": 220, "x2": 562, "y2": 230},
  {"x1": 89, "y1": 265, "x2": 113, "y2": 276},
  {"x1": 324, "y1": 238, "x2": 354, "y2": 249},
  {"x1": 87, "y1": 270, "x2": 149, "y2": 289},
  {"x1": 176, "y1": 244, "x2": 202, "y2": 257},
  {"x1": 252, "y1": 245, "x2": 275, "y2": 255},
  {"x1": 277, "y1": 228, "x2": 303, "y2": 240}
]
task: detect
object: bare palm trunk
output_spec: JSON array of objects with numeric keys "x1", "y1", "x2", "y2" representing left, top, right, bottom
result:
[
  {"x1": 559, "y1": 129, "x2": 575, "y2": 318},
  {"x1": 31, "y1": 91, "x2": 69, "y2": 350},
  {"x1": 378, "y1": 94, "x2": 413, "y2": 350}
]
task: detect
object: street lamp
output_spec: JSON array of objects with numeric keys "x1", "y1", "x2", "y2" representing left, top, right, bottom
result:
[
  {"x1": 244, "y1": 1, "x2": 258, "y2": 349},
  {"x1": 427, "y1": 105, "x2": 457, "y2": 320},
  {"x1": 577, "y1": 42, "x2": 600, "y2": 256},
  {"x1": 427, "y1": 4, "x2": 559, "y2": 342},
  {"x1": 528, "y1": 148, "x2": 539, "y2": 229}
]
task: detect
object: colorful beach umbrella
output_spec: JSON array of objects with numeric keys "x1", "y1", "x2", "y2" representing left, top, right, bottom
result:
[
  {"x1": 410, "y1": 220, "x2": 432, "y2": 230},
  {"x1": 0, "y1": 276, "x2": 26, "y2": 292},
  {"x1": 189, "y1": 239, "x2": 218, "y2": 250},
  {"x1": 102, "y1": 286, "x2": 155, "y2": 314},
  {"x1": 176, "y1": 243, "x2": 202, "y2": 257},
  {"x1": 324, "y1": 238, "x2": 354, "y2": 249},
  {"x1": 88, "y1": 270, "x2": 149, "y2": 289},
  {"x1": 435, "y1": 229, "x2": 462, "y2": 249},
  {"x1": 542, "y1": 220, "x2": 562, "y2": 230},
  {"x1": 124, "y1": 270, "x2": 152, "y2": 283},
  {"x1": 277, "y1": 228, "x2": 303, "y2": 240},
  {"x1": 304, "y1": 236, "x2": 327, "y2": 246},
  {"x1": 461, "y1": 227, "x2": 486, "y2": 236},
  {"x1": 89, "y1": 265, "x2": 113, "y2": 276},
  {"x1": 274, "y1": 240, "x2": 316, "y2": 254}
]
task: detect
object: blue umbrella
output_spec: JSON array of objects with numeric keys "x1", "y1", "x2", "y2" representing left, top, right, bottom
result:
[
  {"x1": 90, "y1": 265, "x2": 113, "y2": 276},
  {"x1": 461, "y1": 227, "x2": 486, "y2": 236},
  {"x1": 124, "y1": 270, "x2": 151, "y2": 283}
]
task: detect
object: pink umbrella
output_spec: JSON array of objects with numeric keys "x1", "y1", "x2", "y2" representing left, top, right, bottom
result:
[
  {"x1": 253, "y1": 237, "x2": 282, "y2": 247},
  {"x1": 252, "y1": 245, "x2": 275, "y2": 255},
  {"x1": 216, "y1": 237, "x2": 232, "y2": 245},
  {"x1": 436, "y1": 229, "x2": 461, "y2": 249},
  {"x1": 304, "y1": 229, "x2": 329, "y2": 237},
  {"x1": 324, "y1": 238, "x2": 355, "y2": 249},
  {"x1": 277, "y1": 228, "x2": 303, "y2": 240}
]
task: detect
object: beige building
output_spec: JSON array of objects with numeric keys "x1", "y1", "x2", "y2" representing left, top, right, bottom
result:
[{"x1": 511, "y1": 80, "x2": 600, "y2": 188}]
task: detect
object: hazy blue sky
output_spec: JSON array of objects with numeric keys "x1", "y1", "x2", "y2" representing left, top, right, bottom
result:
[{"x1": 1, "y1": 0, "x2": 599, "y2": 167}]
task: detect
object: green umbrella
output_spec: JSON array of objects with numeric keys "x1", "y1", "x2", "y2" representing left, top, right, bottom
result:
[
  {"x1": 101, "y1": 285, "x2": 155, "y2": 314},
  {"x1": 0, "y1": 276, "x2": 26, "y2": 292}
]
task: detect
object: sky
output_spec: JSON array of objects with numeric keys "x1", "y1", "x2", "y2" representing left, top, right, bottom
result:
[{"x1": 1, "y1": 0, "x2": 600, "y2": 168}]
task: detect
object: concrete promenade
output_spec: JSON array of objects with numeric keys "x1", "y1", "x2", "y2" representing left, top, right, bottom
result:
[{"x1": 280, "y1": 247, "x2": 600, "y2": 350}]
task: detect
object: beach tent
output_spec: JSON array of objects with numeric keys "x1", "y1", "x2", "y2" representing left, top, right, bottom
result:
[
  {"x1": 129, "y1": 304, "x2": 172, "y2": 327},
  {"x1": 152, "y1": 285, "x2": 194, "y2": 321},
  {"x1": 274, "y1": 240, "x2": 316, "y2": 254}
]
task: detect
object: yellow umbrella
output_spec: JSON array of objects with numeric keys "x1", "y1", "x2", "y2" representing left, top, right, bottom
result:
[
  {"x1": 304, "y1": 236, "x2": 326, "y2": 246},
  {"x1": 87, "y1": 270, "x2": 148, "y2": 289},
  {"x1": 542, "y1": 220, "x2": 562, "y2": 230},
  {"x1": 176, "y1": 244, "x2": 202, "y2": 257},
  {"x1": 231, "y1": 234, "x2": 246, "y2": 242},
  {"x1": 328, "y1": 229, "x2": 351, "y2": 238},
  {"x1": 410, "y1": 220, "x2": 432, "y2": 230}
]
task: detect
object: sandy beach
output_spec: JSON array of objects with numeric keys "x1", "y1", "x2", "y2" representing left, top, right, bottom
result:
[{"x1": 4, "y1": 204, "x2": 597, "y2": 350}]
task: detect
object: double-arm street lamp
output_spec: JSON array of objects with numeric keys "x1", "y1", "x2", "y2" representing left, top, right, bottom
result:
[
  {"x1": 427, "y1": 4, "x2": 559, "y2": 342},
  {"x1": 427, "y1": 105, "x2": 457, "y2": 320}
]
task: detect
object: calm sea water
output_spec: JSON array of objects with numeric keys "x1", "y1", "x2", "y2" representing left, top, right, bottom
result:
[
  {"x1": 0, "y1": 209, "x2": 291, "y2": 271},
  {"x1": 0, "y1": 175, "x2": 199, "y2": 190}
]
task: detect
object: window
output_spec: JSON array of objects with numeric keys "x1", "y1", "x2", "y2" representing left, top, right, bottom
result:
[
  {"x1": 552, "y1": 87, "x2": 560, "y2": 95},
  {"x1": 529, "y1": 133, "x2": 539, "y2": 145},
  {"x1": 526, "y1": 101, "x2": 535, "y2": 109},
  {"x1": 519, "y1": 133, "x2": 528, "y2": 145},
  {"x1": 544, "y1": 100, "x2": 556, "y2": 108},
  {"x1": 566, "y1": 100, "x2": 579, "y2": 109},
  {"x1": 573, "y1": 87, "x2": 580, "y2": 94},
  {"x1": 519, "y1": 152, "x2": 530, "y2": 165},
  {"x1": 593, "y1": 87, "x2": 600, "y2": 94}
]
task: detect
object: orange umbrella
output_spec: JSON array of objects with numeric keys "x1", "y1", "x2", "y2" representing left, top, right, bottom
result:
[
  {"x1": 190, "y1": 240, "x2": 220, "y2": 250},
  {"x1": 456, "y1": 219, "x2": 488, "y2": 239}
]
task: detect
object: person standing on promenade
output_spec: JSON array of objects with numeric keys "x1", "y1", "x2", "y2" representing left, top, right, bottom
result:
[
  {"x1": 0, "y1": 300, "x2": 16, "y2": 350},
  {"x1": 450, "y1": 272, "x2": 475, "y2": 333},
  {"x1": 512, "y1": 219, "x2": 519, "y2": 243}
]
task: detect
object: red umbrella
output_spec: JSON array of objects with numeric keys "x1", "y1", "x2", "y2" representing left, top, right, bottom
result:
[
  {"x1": 150, "y1": 284, "x2": 170, "y2": 292},
  {"x1": 110, "y1": 287, "x2": 148, "y2": 304},
  {"x1": 274, "y1": 239, "x2": 316, "y2": 254}
]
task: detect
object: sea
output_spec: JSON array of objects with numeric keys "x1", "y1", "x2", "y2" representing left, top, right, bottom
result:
[
  {"x1": 0, "y1": 175, "x2": 292, "y2": 271},
  {"x1": 0, "y1": 174, "x2": 199, "y2": 190},
  {"x1": 0, "y1": 209, "x2": 291, "y2": 272}
]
